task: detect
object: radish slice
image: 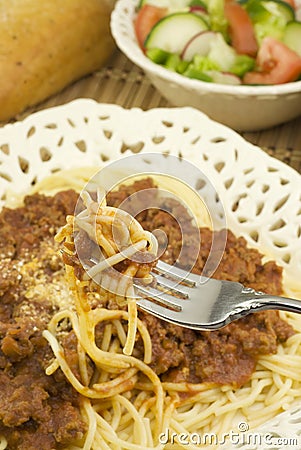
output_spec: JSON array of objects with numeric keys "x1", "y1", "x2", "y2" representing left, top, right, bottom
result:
[
  {"x1": 181, "y1": 31, "x2": 217, "y2": 61},
  {"x1": 189, "y1": 5, "x2": 207, "y2": 13}
]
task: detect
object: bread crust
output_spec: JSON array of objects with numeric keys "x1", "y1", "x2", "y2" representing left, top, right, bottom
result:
[{"x1": 0, "y1": 0, "x2": 115, "y2": 121}]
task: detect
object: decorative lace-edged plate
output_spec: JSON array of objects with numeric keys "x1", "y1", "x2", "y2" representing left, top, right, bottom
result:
[
  {"x1": 0, "y1": 99, "x2": 299, "y2": 288},
  {"x1": 0, "y1": 99, "x2": 300, "y2": 447}
]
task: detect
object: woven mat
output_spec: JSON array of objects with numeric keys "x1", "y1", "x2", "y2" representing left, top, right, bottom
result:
[{"x1": 16, "y1": 50, "x2": 301, "y2": 174}]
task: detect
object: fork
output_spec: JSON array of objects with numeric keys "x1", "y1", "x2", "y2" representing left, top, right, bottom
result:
[{"x1": 134, "y1": 260, "x2": 301, "y2": 330}]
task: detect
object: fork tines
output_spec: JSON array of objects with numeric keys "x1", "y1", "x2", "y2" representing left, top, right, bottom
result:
[{"x1": 134, "y1": 261, "x2": 197, "y2": 312}]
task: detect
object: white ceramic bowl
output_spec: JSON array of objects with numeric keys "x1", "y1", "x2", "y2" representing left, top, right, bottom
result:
[{"x1": 110, "y1": 0, "x2": 301, "y2": 131}]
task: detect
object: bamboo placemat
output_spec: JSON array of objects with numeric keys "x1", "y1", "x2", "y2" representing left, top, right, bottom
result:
[{"x1": 15, "y1": 50, "x2": 301, "y2": 173}]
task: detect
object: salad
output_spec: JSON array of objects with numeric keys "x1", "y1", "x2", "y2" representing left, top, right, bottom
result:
[{"x1": 134, "y1": 0, "x2": 301, "y2": 85}]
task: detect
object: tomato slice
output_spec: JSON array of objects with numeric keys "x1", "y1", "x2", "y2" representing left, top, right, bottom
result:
[
  {"x1": 243, "y1": 37, "x2": 301, "y2": 85},
  {"x1": 134, "y1": 5, "x2": 167, "y2": 49},
  {"x1": 224, "y1": 1, "x2": 258, "y2": 57}
]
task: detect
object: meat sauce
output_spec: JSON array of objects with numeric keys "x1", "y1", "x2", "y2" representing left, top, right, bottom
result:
[
  {"x1": 0, "y1": 191, "x2": 86, "y2": 450},
  {"x1": 0, "y1": 180, "x2": 294, "y2": 448},
  {"x1": 106, "y1": 178, "x2": 294, "y2": 386}
]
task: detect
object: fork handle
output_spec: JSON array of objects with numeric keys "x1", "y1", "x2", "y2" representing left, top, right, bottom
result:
[{"x1": 246, "y1": 290, "x2": 301, "y2": 315}]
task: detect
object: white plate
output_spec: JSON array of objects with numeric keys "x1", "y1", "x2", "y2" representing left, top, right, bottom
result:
[
  {"x1": 0, "y1": 99, "x2": 300, "y2": 291},
  {"x1": 0, "y1": 99, "x2": 301, "y2": 446}
]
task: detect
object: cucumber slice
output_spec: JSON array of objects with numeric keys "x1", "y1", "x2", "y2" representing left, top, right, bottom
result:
[
  {"x1": 244, "y1": 0, "x2": 295, "y2": 42},
  {"x1": 283, "y1": 21, "x2": 301, "y2": 56},
  {"x1": 262, "y1": 0, "x2": 294, "y2": 22},
  {"x1": 245, "y1": 0, "x2": 295, "y2": 22},
  {"x1": 145, "y1": 12, "x2": 209, "y2": 53}
]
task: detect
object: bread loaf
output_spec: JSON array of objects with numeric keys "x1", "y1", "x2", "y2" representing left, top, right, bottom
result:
[{"x1": 0, "y1": 0, "x2": 115, "y2": 121}]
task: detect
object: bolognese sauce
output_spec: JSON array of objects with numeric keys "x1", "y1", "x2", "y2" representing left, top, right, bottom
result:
[
  {"x1": 0, "y1": 190, "x2": 85, "y2": 449},
  {"x1": 106, "y1": 178, "x2": 294, "y2": 387}
]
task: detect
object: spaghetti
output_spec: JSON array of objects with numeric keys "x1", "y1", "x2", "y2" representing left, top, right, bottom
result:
[{"x1": 40, "y1": 173, "x2": 301, "y2": 450}]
